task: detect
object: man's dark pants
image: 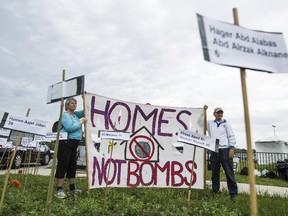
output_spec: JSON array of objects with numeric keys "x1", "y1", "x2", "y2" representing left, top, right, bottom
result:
[{"x1": 210, "y1": 148, "x2": 238, "y2": 196}]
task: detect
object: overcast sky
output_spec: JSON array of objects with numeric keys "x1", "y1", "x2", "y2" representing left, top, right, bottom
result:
[{"x1": 1, "y1": 0, "x2": 288, "y2": 149}]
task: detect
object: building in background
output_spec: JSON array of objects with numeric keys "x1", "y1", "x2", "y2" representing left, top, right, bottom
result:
[{"x1": 255, "y1": 140, "x2": 288, "y2": 164}]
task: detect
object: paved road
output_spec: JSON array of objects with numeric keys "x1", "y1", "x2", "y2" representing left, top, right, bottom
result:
[
  {"x1": 0, "y1": 159, "x2": 86, "y2": 177},
  {"x1": 207, "y1": 181, "x2": 288, "y2": 197},
  {"x1": 1, "y1": 161, "x2": 287, "y2": 197}
]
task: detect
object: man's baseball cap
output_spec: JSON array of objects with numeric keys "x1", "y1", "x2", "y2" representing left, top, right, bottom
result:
[{"x1": 214, "y1": 107, "x2": 223, "y2": 113}]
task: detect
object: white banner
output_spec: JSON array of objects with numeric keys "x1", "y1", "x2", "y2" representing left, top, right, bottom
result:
[
  {"x1": 85, "y1": 93, "x2": 205, "y2": 189},
  {"x1": 0, "y1": 113, "x2": 49, "y2": 136},
  {"x1": 197, "y1": 13, "x2": 288, "y2": 73},
  {"x1": 177, "y1": 129, "x2": 217, "y2": 152}
]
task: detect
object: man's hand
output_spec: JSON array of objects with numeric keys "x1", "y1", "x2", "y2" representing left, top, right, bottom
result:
[{"x1": 229, "y1": 149, "x2": 235, "y2": 159}]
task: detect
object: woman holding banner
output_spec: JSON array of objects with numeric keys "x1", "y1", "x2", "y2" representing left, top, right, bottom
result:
[{"x1": 55, "y1": 97, "x2": 87, "y2": 199}]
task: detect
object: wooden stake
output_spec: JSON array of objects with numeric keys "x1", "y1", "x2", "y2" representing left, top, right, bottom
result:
[
  {"x1": 0, "y1": 148, "x2": 7, "y2": 167},
  {"x1": 46, "y1": 69, "x2": 65, "y2": 215},
  {"x1": 186, "y1": 145, "x2": 197, "y2": 216},
  {"x1": 105, "y1": 140, "x2": 115, "y2": 199},
  {"x1": 0, "y1": 108, "x2": 30, "y2": 209},
  {"x1": 233, "y1": 8, "x2": 258, "y2": 216},
  {"x1": 82, "y1": 92, "x2": 90, "y2": 193},
  {"x1": 203, "y1": 105, "x2": 208, "y2": 195}
]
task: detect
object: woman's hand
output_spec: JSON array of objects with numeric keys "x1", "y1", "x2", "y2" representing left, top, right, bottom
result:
[{"x1": 80, "y1": 117, "x2": 87, "y2": 124}]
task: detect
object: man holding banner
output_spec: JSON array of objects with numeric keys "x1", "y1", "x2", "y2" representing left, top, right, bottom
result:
[{"x1": 207, "y1": 107, "x2": 238, "y2": 200}]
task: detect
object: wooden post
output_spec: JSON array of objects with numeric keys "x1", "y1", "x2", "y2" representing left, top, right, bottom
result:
[
  {"x1": 186, "y1": 146, "x2": 197, "y2": 216},
  {"x1": 233, "y1": 8, "x2": 258, "y2": 216},
  {"x1": 105, "y1": 140, "x2": 115, "y2": 199},
  {"x1": 82, "y1": 92, "x2": 90, "y2": 193},
  {"x1": 203, "y1": 105, "x2": 208, "y2": 195},
  {"x1": 0, "y1": 108, "x2": 31, "y2": 209},
  {"x1": 46, "y1": 70, "x2": 65, "y2": 215}
]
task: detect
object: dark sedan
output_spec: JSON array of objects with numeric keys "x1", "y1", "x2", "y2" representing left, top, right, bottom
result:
[{"x1": 0, "y1": 142, "x2": 51, "y2": 169}]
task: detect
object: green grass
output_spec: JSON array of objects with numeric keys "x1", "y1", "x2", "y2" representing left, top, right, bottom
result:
[
  {"x1": 0, "y1": 172, "x2": 287, "y2": 216},
  {"x1": 206, "y1": 170, "x2": 288, "y2": 187}
]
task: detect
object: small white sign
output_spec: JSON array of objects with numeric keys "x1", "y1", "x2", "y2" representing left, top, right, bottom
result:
[
  {"x1": 34, "y1": 132, "x2": 68, "y2": 141},
  {"x1": 47, "y1": 75, "x2": 84, "y2": 104},
  {"x1": 177, "y1": 128, "x2": 217, "y2": 152},
  {"x1": 21, "y1": 137, "x2": 34, "y2": 145},
  {"x1": 197, "y1": 13, "x2": 288, "y2": 73},
  {"x1": 1, "y1": 113, "x2": 49, "y2": 136},
  {"x1": 0, "y1": 137, "x2": 8, "y2": 143},
  {"x1": 0, "y1": 128, "x2": 11, "y2": 137},
  {"x1": 0, "y1": 141, "x2": 13, "y2": 148},
  {"x1": 99, "y1": 130, "x2": 130, "y2": 141}
]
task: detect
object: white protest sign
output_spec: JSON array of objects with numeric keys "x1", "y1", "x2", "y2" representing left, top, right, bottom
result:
[
  {"x1": 99, "y1": 131, "x2": 130, "y2": 141},
  {"x1": 0, "y1": 141, "x2": 13, "y2": 148},
  {"x1": 26, "y1": 140, "x2": 37, "y2": 148},
  {"x1": 0, "y1": 128, "x2": 11, "y2": 137},
  {"x1": 0, "y1": 112, "x2": 49, "y2": 136},
  {"x1": 85, "y1": 93, "x2": 205, "y2": 189},
  {"x1": 0, "y1": 137, "x2": 8, "y2": 143},
  {"x1": 47, "y1": 75, "x2": 85, "y2": 104},
  {"x1": 34, "y1": 132, "x2": 68, "y2": 141},
  {"x1": 197, "y1": 13, "x2": 288, "y2": 73},
  {"x1": 177, "y1": 128, "x2": 217, "y2": 152},
  {"x1": 21, "y1": 137, "x2": 34, "y2": 146}
]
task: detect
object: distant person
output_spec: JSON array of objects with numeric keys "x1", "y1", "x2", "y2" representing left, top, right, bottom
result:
[
  {"x1": 207, "y1": 107, "x2": 238, "y2": 200},
  {"x1": 54, "y1": 97, "x2": 87, "y2": 199}
]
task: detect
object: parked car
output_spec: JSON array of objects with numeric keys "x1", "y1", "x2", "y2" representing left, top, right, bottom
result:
[
  {"x1": 0, "y1": 141, "x2": 52, "y2": 169},
  {"x1": 77, "y1": 141, "x2": 86, "y2": 169}
]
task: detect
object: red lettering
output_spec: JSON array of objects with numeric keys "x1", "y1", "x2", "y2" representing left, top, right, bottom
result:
[
  {"x1": 139, "y1": 162, "x2": 155, "y2": 186},
  {"x1": 91, "y1": 156, "x2": 199, "y2": 188},
  {"x1": 184, "y1": 160, "x2": 197, "y2": 186},
  {"x1": 127, "y1": 161, "x2": 140, "y2": 187},
  {"x1": 155, "y1": 161, "x2": 170, "y2": 186},
  {"x1": 171, "y1": 161, "x2": 184, "y2": 186},
  {"x1": 115, "y1": 159, "x2": 127, "y2": 184}
]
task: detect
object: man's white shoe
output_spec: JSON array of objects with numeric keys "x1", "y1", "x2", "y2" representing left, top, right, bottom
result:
[{"x1": 54, "y1": 189, "x2": 67, "y2": 199}]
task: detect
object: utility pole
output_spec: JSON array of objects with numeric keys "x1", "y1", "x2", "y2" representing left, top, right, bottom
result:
[{"x1": 272, "y1": 125, "x2": 276, "y2": 139}]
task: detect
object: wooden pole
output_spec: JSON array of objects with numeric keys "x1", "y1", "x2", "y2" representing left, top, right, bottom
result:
[
  {"x1": 105, "y1": 140, "x2": 115, "y2": 198},
  {"x1": 46, "y1": 69, "x2": 65, "y2": 215},
  {"x1": 0, "y1": 108, "x2": 31, "y2": 209},
  {"x1": 186, "y1": 146, "x2": 197, "y2": 216},
  {"x1": 82, "y1": 92, "x2": 90, "y2": 193},
  {"x1": 203, "y1": 105, "x2": 208, "y2": 195},
  {"x1": 233, "y1": 8, "x2": 258, "y2": 216}
]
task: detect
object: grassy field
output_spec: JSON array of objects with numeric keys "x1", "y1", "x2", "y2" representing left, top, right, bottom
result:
[{"x1": 0, "y1": 171, "x2": 287, "y2": 216}]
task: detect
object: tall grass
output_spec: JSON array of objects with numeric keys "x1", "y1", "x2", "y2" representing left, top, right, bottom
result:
[{"x1": 0, "y1": 173, "x2": 287, "y2": 216}]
